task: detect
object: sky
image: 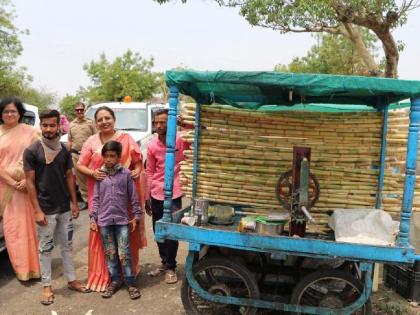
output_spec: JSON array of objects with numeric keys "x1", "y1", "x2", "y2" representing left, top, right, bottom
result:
[{"x1": 11, "y1": 0, "x2": 420, "y2": 98}]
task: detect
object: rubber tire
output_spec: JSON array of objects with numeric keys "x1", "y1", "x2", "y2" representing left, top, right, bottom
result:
[
  {"x1": 181, "y1": 257, "x2": 260, "y2": 315},
  {"x1": 290, "y1": 269, "x2": 372, "y2": 315}
]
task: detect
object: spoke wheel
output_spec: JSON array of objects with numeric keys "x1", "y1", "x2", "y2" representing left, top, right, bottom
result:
[
  {"x1": 290, "y1": 269, "x2": 372, "y2": 315},
  {"x1": 181, "y1": 257, "x2": 260, "y2": 315},
  {"x1": 276, "y1": 170, "x2": 320, "y2": 210}
]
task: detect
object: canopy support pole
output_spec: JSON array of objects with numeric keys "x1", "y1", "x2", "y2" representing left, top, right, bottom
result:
[
  {"x1": 162, "y1": 85, "x2": 179, "y2": 223},
  {"x1": 398, "y1": 97, "x2": 420, "y2": 247},
  {"x1": 376, "y1": 98, "x2": 389, "y2": 209}
]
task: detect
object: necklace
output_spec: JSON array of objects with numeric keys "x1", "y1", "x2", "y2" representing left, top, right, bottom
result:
[{"x1": 100, "y1": 130, "x2": 117, "y2": 144}]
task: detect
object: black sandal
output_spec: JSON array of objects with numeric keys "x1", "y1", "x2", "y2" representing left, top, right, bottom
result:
[
  {"x1": 101, "y1": 282, "x2": 120, "y2": 298},
  {"x1": 128, "y1": 286, "x2": 141, "y2": 300},
  {"x1": 40, "y1": 293, "x2": 55, "y2": 305}
]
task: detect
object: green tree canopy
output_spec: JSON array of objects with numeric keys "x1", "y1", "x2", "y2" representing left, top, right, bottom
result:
[
  {"x1": 0, "y1": 0, "x2": 55, "y2": 109},
  {"x1": 0, "y1": 0, "x2": 26, "y2": 97},
  {"x1": 275, "y1": 31, "x2": 383, "y2": 76},
  {"x1": 155, "y1": 0, "x2": 419, "y2": 78},
  {"x1": 81, "y1": 50, "x2": 161, "y2": 103},
  {"x1": 58, "y1": 94, "x2": 82, "y2": 120},
  {"x1": 21, "y1": 87, "x2": 55, "y2": 111}
]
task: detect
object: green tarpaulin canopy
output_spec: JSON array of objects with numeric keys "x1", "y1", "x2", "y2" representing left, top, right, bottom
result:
[{"x1": 165, "y1": 70, "x2": 420, "y2": 110}]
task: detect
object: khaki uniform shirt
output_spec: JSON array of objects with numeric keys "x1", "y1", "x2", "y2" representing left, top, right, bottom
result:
[{"x1": 68, "y1": 118, "x2": 96, "y2": 151}]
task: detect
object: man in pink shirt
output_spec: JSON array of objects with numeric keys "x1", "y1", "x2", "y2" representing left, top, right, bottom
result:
[{"x1": 145, "y1": 108, "x2": 190, "y2": 284}]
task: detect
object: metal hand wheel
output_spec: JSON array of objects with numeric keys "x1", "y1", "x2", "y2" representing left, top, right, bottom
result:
[{"x1": 276, "y1": 170, "x2": 320, "y2": 210}]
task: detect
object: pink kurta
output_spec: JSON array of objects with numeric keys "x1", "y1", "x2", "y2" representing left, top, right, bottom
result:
[
  {"x1": 78, "y1": 132, "x2": 147, "y2": 291},
  {"x1": 146, "y1": 135, "x2": 189, "y2": 201},
  {"x1": 0, "y1": 124, "x2": 40, "y2": 280}
]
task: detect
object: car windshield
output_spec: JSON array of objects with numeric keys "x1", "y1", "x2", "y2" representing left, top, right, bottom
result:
[
  {"x1": 22, "y1": 112, "x2": 36, "y2": 126},
  {"x1": 86, "y1": 108, "x2": 148, "y2": 131}
]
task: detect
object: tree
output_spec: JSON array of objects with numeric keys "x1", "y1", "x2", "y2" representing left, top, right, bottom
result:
[
  {"x1": 0, "y1": 0, "x2": 54, "y2": 109},
  {"x1": 21, "y1": 87, "x2": 55, "y2": 111},
  {"x1": 59, "y1": 94, "x2": 83, "y2": 120},
  {"x1": 82, "y1": 50, "x2": 161, "y2": 103},
  {"x1": 0, "y1": 0, "x2": 24, "y2": 67},
  {"x1": 155, "y1": 0, "x2": 419, "y2": 78},
  {"x1": 0, "y1": 0, "x2": 26, "y2": 96},
  {"x1": 275, "y1": 31, "x2": 383, "y2": 76}
]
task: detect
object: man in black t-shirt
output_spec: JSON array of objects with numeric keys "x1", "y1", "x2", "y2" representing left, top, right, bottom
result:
[{"x1": 24, "y1": 109, "x2": 89, "y2": 306}]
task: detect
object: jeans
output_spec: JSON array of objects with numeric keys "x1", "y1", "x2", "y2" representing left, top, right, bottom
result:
[
  {"x1": 151, "y1": 197, "x2": 182, "y2": 270},
  {"x1": 99, "y1": 224, "x2": 135, "y2": 286},
  {"x1": 37, "y1": 211, "x2": 76, "y2": 287}
]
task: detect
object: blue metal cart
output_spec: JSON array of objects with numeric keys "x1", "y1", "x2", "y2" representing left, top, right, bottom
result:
[{"x1": 155, "y1": 71, "x2": 420, "y2": 314}]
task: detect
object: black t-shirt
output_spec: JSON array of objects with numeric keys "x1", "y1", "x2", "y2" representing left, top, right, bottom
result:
[{"x1": 23, "y1": 141, "x2": 73, "y2": 215}]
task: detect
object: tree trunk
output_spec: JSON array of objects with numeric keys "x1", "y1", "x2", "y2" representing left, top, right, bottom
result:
[
  {"x1": 340, "y1": 24, "x2": 381, "y2": 76},
  {"x1": 375, "y1": 30, "x2": 399, "y2": 78}
]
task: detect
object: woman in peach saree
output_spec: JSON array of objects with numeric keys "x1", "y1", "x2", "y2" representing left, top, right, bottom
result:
[
  {"x1": 77, "y1": 106, "x2": 147, "y2": 291},
  {"x1": 0, "y1": 97, "x2": 40, "y2": 281}
]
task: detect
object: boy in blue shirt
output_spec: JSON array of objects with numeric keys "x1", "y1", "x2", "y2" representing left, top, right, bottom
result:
[{"x1": 90, "y1": 140, "x2": 142, "y2": 299}]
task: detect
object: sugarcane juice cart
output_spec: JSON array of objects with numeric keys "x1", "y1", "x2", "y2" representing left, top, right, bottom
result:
[{"x1": 154, "y1": 70, "x2": 420, "y2": 314}]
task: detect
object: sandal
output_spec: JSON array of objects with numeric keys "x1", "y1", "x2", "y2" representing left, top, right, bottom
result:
[
  {"x1": 128, "y1": 286, "x2": 141, "y2": 300},
  {"x1": 67, "y1": 281, "x2": 91, "y2": 293},
  {"x1": 165, "y1": 269, "x2": 178, "y2": 284},
  {"x1": 147, "y1": 265, "x2": 165, "y2": 277},
  {"x1": 40, "y1": 292, "x2": 55, "y2": 305},
  {"x1": 101, "y1": 282, "x2": 120, "y2": 299}
]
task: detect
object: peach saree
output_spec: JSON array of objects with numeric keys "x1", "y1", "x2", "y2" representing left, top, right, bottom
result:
[
  {"x1": 78, "y1": 132, "x2": 147, "y2": 291},
  {"x1": 0, "y1": 124, "x2": 40, "y2": 281}
]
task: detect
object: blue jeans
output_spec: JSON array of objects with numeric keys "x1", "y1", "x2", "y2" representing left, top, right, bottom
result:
[
  {"x1": 99, "y1": 224, "x2": 135, "y2": 286},
  {"x1": 38, "y1": 211, "x2": 76, "y2": 286}
]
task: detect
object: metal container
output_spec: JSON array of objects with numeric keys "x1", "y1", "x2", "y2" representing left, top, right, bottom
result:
[
  {"x1": 193, "y1": 198, "x2": 209, "y2": 225},
  {"x1": 208, "y1": 204, "x2": 234, "y2": 225},
  {"x1": 255, "y1": 220, "x2": 285, "y2": 235}
]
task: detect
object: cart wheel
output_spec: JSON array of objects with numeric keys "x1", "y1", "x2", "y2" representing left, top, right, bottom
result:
[
  {"x1": 290, "y1": 269, "x2": 372, "y2": 315},
  {"x1": 181, "y1": 257, "x2": 260, "y2": 315},
  {"x1": 276, "y1": 170, "x2": 320, "y2": 210}
]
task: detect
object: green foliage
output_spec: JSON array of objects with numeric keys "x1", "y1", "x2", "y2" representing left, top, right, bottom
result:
[
  {"x1": 275, "y1": 32, "x2": 383, "y2": 76},
  {"x1": 0, "y1": 0, "x2": 54, "y2": 110},
  {"x1": 21, "y1": 87, "x2": 55, "y2": 111},
  {"x1": 59, "y1": 94, "x2": 82, "y2": 120},
  {"x1": 0, "y1": 0, "x2": 25, "y2": 67},
  {"x1": 208, "y1": 1, "x2": 410, "y2": 33},
  {"x1": 0, "y1": 0, "x2": 26, "y2": 97},
  {"x1": 82, "y1": 50, "x2": 161, "y2": 103},
  {"x1": 155, "y1": 0, "x2": 420, "y2": 77}
]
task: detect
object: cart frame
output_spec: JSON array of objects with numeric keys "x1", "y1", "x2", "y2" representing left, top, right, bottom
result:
[{"x1": 155, "y1": 71, "x2": 420, "y2": 314}]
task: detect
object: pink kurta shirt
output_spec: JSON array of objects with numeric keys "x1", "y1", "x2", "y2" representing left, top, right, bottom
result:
[{"x1": 146, "y1": 134, "x2": 189, "y2": 201}]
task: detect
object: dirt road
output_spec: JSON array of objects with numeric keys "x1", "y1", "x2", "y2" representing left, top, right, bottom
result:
[
  {"x1": 0, "y1": 210, "x2": 188, "y2": 315},
  {"x1": 1, "y1": 210, "x2": 418, "y2": 314}
]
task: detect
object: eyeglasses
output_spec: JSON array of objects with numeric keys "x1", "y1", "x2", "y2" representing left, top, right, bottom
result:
[
  {"x1": 75, "y1": 109, "x2": 85, "y2": 113},
  {"x1": 3, "y1": 110, "x2": 18, "y2": 115}
]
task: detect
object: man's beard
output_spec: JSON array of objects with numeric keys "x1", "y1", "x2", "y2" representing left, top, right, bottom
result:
[{"x1": 42, "y1": 132, "x2": 59, "y2": 139}]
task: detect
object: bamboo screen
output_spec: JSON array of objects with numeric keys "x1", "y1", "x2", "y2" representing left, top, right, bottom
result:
[{"x1": 180, "y1": 104, "x2": 418, "y2": 233}]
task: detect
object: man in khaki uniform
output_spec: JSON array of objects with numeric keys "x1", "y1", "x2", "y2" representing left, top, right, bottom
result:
[{"x1": 67, "y1": 102, "x2": 96, "y2": 209}]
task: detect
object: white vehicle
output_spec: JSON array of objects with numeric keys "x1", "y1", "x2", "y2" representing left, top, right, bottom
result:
[
  {"x1": 84, "y1": 102, "x2": 168, "y2": 158},
  {"x1": 22, "y1": 104, "x2": 40, "y2": 129}
]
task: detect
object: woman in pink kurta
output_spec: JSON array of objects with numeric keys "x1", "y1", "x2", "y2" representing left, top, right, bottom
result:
[
  {"x1": 0, "y1": 98, "x2": 40, "y2": 281},
  {"x1": 77, "y1": 106, "x2": 147, "y2": 292}
]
